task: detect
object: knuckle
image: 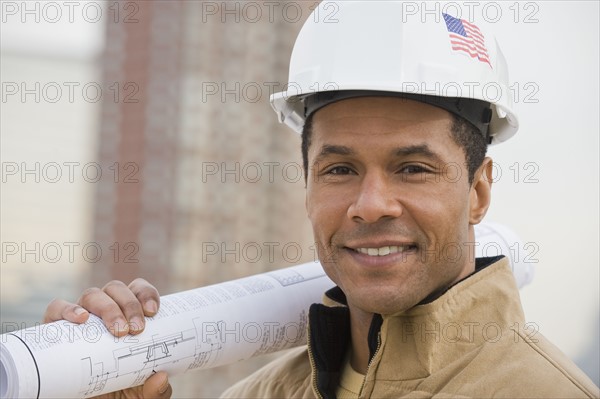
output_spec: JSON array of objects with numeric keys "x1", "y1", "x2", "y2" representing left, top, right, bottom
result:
[
  {"x1": 102, "y1": 280, "x2": 127, "y2": 291},
  {"x1": 95, "y1": 301, "x2": 119, "y2": 315},
  {"x1": 46, "y1": 297, "x2": 61, "y2": 309},
  {"x1": 129, "y1": 277, "x2": 149, "y2": 288},
  {"x1": 78, "y1": 287, "x2": 101, "y2": 302},
  {"x1": 129, "y1": 278, "x2": 159, "y2": 298},
  {"x1": 42, "y1": 298, "x2": 63, "y2": 321}
]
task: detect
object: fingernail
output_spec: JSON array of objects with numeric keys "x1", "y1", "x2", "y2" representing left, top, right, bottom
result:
[
  {"x1": 158, "y1": 379, "x2": 170, "y2": 394},
  {"x1": 74, "y1": 307, "x2": 87, "y2": 316},
  {"x1": 110, "y1": 319, "x2": 129, "y2": 336},
  {"x1": 145, "y1": 300, "x2": 158, "y2": 315},
  {"x1": 130, "y1": 316, "x2": 144, "y2": 332}
]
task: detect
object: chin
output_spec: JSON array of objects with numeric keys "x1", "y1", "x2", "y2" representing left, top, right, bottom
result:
[{"x1": 348, "y1": 286, "x2": 423, "y2": 316}]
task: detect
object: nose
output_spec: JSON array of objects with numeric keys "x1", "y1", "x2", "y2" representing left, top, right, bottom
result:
[{"x1": 347, "y1": 172, "x2": 403, "y2": 223}]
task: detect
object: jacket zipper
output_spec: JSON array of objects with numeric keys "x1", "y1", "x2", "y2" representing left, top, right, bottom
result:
[
  {"x1": 358, "y1": 331, "x2": 382, "y2": 398},
  {"x1": 307, "y1": 328, "x2": 325, "y2": 399}
]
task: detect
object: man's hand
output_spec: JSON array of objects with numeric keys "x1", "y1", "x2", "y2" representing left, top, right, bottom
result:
[{"x1": 43, "y1": 278, "x2": 172, "y2": 399}]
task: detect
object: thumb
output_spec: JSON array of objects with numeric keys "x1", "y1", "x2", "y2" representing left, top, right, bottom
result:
[{"x1": 142, "y1": 371, "x2": 172, "y2": 399}]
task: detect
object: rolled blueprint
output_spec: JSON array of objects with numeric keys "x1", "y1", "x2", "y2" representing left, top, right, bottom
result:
[
  {"x1": 1, "y1": 262, "x2": 333, "y2": 399},
  {"x1": 0, "y1": 222, "x2": 532, "y2": 399}
]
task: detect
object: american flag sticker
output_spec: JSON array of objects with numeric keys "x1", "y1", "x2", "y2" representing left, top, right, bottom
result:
[{"x1": 442, "y1": 13, "x2": 492, "y2": 68}]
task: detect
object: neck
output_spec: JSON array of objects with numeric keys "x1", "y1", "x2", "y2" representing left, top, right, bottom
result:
[
  {"x1": 347, "y1": 260, "x2": 477, "y2": 375},
  {"x1": 349, "y1": 307, "x2": 375, "y2": 374}
]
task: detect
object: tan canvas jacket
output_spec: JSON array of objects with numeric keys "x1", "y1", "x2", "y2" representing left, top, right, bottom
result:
[{"x1": 222, "y1": 257, "x2": 599, "y2": 398}]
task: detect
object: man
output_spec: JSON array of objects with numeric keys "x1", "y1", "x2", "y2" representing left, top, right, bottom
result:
[{"x1": 46, "y1": 2, "x2": 599, "y2": 398}]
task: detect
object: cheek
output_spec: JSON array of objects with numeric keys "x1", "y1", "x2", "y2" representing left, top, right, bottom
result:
[
  {"x1": 308, "y1": 207, "x2": 340, "y2": 251},
  {"x1": 307, "y1": 188, "x2": 350, "y2": 236},
  {"x1": 402, "y1": 185, "x2": 471, "y2": 240},
  {"x1": 306, "y1": 192, "x2": 348, "y2": 282}
]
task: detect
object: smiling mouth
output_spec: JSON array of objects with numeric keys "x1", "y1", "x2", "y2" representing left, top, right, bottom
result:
[{"x1": 352, "y1": 245, "x2": 417, "y2": 256}]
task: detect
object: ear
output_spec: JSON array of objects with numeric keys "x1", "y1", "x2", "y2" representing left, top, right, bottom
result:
[
  {"x1": 305, "y1": 189, "x2": 309, "y2": 216},
  {"x1": 305, "y1": 174, "x2": 313, "y2": 218},
  {"x1": 469, "y1": 157, "x2": 493, "y2": 224}
]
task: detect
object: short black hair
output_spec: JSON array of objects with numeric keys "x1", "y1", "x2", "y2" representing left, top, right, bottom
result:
[
  {"x1": 447, "y1": 113, "x2": 488, "y2": 185},
  {"x1": 301, "y1": 110, "x2": 487, "y2": 185}
]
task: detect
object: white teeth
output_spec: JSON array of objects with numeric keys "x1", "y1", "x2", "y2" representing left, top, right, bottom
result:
[
  {"x1": 378, "y1": 246, "x2": 390, "y2": 256},
  {"x1": 356, "y1": 246, "x2": 410, "y2": 256}
]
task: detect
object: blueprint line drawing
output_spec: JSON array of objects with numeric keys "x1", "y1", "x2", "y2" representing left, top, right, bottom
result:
[{"x1": 0, "y1": 262, "x2": 334, "y2": 399}]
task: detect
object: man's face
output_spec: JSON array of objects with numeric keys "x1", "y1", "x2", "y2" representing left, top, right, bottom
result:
[{"x1": 305, "y1": 97, "x2": 491, "y2": 315}]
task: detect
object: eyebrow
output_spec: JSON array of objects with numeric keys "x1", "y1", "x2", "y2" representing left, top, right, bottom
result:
[
  {"x1": 312, "y1": 143, "x2": 444, "y2": 166},
  {"x1": 394, "y1": 144, "x2": 445, "y2": 164},
  {"x1": 312, "y1": 144, "x2": 355, "y2": 165}
]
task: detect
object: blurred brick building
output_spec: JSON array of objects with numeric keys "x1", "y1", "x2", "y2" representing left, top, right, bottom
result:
[{"x1": 91, "y1": 1, "x2": 316, "y2": 396}]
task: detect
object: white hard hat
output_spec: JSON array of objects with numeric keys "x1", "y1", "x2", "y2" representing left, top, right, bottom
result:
[{"x1": 270, "y1": 1, "x2": 519, "y2": 144}]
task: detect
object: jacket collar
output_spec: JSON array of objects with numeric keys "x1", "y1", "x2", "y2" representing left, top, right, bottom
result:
[
  {"x1": 372, "y1": 256, "x2": 525, "y2": 380},
  {"x1": 308, "y1": 256, "x2": 525, "y2": 397}
]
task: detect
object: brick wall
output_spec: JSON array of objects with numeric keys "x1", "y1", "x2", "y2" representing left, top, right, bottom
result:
[{"x1": 92, "y1": 1, "x2": 317, "y2": 396}]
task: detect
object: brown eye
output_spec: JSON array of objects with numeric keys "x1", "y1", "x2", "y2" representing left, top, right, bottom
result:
[
  {"x1": 400, "y1": 165, "x2": 431, "y2": 174},
  {"x1": 326, "y1": 166, "x2": 354, "y2": 175}
]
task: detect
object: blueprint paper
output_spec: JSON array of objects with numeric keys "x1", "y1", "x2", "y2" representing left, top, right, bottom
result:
[{"x1": 0, "y1": 262, "x2": 334, "y2": 399}]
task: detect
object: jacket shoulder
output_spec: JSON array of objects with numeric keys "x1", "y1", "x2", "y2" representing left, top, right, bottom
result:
[
  {"x1": 220, "y1": 346, "x2": 314, "y2": 398},
  {"x1": 468, "y1": 327, "x2": 600, "y2": 398},
  {"x1": 505, "y1": 327, "x2": 599, "y2": 397}
]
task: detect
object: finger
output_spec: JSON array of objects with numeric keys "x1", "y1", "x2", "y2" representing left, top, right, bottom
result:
[
  {"x1": 128, "y1": 278, "x2": 160, "y2": 317},
  {"x1": 43, "y1": 298, "x2": 89, "y2": 324},
  {"x1": 101, "y1": 280, "x2": 147, "y2": 335},
  {"x1": 77, "y1": 286, "x2": 130, "y2": 337},
  {"x1": 142, "y1": 371, "x2": 172, "y2": 399}
]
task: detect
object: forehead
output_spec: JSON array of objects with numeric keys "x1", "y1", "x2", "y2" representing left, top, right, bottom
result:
[{"x1": 311, "y1": 97, "x2": 456, "y2": 150}]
